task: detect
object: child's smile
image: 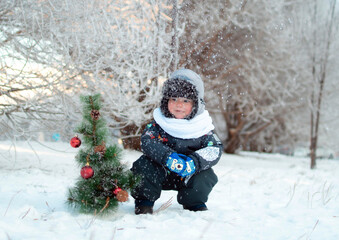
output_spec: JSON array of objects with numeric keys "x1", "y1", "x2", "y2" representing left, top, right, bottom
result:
[{"x1": 168, "y1": 97, "x2": 193, "y2": 119}]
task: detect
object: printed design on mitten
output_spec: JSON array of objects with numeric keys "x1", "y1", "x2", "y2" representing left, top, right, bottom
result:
[
  {"x1": 169, "y1": 158, "x2": 184, "y2": 172},
  {"x1": 166, "y1": 153, "x2": 186, "y2": 174},
  {"x1": 180, "y1": 158, "x2": 196, "y2": 177}
]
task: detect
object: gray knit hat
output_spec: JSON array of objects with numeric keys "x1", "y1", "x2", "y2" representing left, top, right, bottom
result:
[{"x1": 160, "y1": 69, "x2": 205, "y2": 120}]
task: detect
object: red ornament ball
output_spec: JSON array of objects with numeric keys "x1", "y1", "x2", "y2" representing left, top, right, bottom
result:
[
  {"x1": 81, "y1": 165, "x2": 94, "y2": 179},
  {"x1": 70, "y1": 136, "x2": 81, "y2": 148},
  {"x1": 113, "y1": 187, "x2": 122, "y2": 195}
]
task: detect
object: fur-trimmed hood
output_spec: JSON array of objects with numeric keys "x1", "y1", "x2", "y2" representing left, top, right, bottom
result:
[{"x1": 160, "y1": 69, "x2": 205, "y2": 120}]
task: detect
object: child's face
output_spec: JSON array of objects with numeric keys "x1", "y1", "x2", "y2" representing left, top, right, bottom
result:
[{"x1": 168, "y1": 97, "x2": 193, "y2": 119}]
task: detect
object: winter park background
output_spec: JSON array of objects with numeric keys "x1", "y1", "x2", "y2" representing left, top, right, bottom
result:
[{"x1": 1, "y1": 1, "x2": 339, "y2": 239}]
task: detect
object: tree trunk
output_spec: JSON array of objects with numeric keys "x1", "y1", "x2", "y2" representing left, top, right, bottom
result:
[
  {"x1": 224, "y1": 128, "x2": 241, "y2": 153},
  {"x1": 310, "y1": 137, "x2": 317, "y2": 169},
  {"x1": 309, "y1": 0, "x2": 336, "y2": 169},
  {"x1": 169, "y1": 0, "x2": 178, "y2": 72},
  {"x1": 120, "y1": 123, "x2": 146, "y2": 151}
]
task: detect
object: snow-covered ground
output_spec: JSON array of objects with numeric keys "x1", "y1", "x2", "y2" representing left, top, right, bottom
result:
[{"x1": 0, "y1": 141, "x2": 338, "y2": 240}]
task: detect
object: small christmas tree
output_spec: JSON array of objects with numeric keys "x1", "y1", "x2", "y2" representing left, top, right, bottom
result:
[{"x1": 67, "y1": 94, "x2": 139, "y2": 214}]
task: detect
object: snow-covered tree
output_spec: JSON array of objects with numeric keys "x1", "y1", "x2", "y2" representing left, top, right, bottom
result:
[
  {"x1": 289, "y1": 0, "x2": 339, "y2": 168},
  {"x1": 0, "y1": 0, "x2": 78, "y2": 141},
  {"x1": 177, "y1": 0, "x2": 307, "y2": 153},
  {"x1": 1, "y1": 0, "x2": 176, "y2": 146}
]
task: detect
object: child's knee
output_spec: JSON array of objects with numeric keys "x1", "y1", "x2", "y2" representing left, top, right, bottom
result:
[
  {"x1": 190, "y1": 168, "x2": 218, "y2": 189},
  {"x1": 177, "y1": 168, "x2": 218, "y2": 206},
  {"x1": 206, "y1": 168, "x2": 218, "y2": 187}
]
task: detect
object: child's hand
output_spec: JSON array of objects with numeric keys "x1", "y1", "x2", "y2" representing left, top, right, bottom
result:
[
  {"x1": 178, "y1": 154, "x2": 196, "y2": 177},
  {"x1": 166, "y1": 153, "x2": 196, "y2": 177},
  {"x1": 166, "y1": 153, "x2": 186, "y2": 174}
]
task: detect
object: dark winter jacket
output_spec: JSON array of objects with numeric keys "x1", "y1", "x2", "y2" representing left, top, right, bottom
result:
[{"x1": 141, "y1": 120, "x2": 223, "y2": 173}]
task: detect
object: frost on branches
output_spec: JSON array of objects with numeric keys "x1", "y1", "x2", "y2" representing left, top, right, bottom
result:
[{"x1": 67, "y1": 94, "x2": 139, "y2": 214}]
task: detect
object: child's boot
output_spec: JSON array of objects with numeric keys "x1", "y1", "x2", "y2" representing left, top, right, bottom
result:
[
  {"x1": 135, "y1": 199, "x2": 154, "y2": 215},
  {"x1": 183, "y1": 203, "x2": 208, "y2": 212}
]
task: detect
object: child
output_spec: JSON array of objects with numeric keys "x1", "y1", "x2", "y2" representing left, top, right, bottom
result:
[{"x1": 131, "y1": 69, "x2": 223, "y2": 214}]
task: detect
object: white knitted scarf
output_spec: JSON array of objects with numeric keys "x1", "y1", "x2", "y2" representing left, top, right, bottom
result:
[{"x1": 153, "y1": 108, "x2": 215, "y2": 139}]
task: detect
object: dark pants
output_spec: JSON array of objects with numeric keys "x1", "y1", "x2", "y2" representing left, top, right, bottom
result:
[{"x1": 131, "y1": 155, "x2": 218, "y2": 207}]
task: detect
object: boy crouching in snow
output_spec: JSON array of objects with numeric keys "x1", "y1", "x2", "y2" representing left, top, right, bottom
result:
[{"x1": 131, "y1": 69, "x2": 222, "y2": 214}]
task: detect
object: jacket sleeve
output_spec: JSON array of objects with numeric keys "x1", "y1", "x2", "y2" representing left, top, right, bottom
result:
[
  {"x1": 140, "y1": 121, "x2": 173, "y2": 166},
  {"x1": 189, "y1": 131, "x2": 223, "y2": 172}
]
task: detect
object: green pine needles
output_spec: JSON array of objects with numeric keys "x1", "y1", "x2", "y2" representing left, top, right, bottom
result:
[{"x1": 67, "y1": 94, "x2": 139, "y2": 214}]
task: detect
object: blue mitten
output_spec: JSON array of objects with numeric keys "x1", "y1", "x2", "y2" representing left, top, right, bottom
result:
[
  {"x1": 178, "y1": 154, "x2": 196, "y2": 177},
  {"x1": 166, "y1": 153, "x2": 186, "y2": 174}
]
